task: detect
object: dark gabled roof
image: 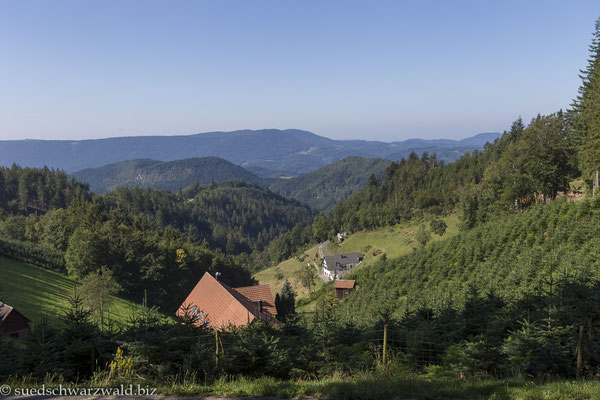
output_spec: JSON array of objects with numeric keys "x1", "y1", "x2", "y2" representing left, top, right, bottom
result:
[
  {"x1": 0, "y1": 302, "x2": 30, "y2": 323},
  {"x1": 323, "y1": 253, "x2": 364, "y2": 270}
]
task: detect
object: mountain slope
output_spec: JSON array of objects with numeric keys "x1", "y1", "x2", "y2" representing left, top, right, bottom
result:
[
  {"x1": 269, "y1": 157, "x2": 391, "y2": 210},
  {"x1": 338, "y1": 198, "x2": 599, "y2": 322},
  {"x1": 0, "y1": 256, "x2": 162, "y2": 323},
  {"x1": 0, "y1": 129, "x2": 500, "y2": 173},
  {"x1": 73, "y1": 157, "x2": 264, "y2": 194}
]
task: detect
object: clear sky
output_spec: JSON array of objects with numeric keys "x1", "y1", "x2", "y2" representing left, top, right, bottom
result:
[{"x1": 1, "y1": 0, "x2": 599, "y2": 142}]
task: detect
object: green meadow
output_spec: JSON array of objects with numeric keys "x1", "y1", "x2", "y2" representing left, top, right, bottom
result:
[
  {"x1": 0, "y1": 256, "x2": 152, "y2": 325},
  {"x1": 254, "y1": 244, "x2": 324, "y2": 299},
  {"x1": 329, "y1": 214, "x2": 460, "y2": 271}
]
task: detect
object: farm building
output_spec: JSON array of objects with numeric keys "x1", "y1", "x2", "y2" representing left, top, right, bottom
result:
[
  {"x1": 0, "y1": 302, "x2": 30, "y2": 339},
  {"x1": 333, "y1": 280, "x2": 356, "y2": 299},
  {"x1": 177, "y1": 272, "x2": 277, "y2": 330},
  {"x1": 322, "y1": 253, "x2": 363, "y2": 280}
]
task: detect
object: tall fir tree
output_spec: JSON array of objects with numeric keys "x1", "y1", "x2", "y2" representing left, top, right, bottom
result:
[
  {"x1": 571, "y1": 18, "x2": 600, "y2": 195},
  {"x1": 275, "y1": 280, "x2": 296, "y2": 322}
]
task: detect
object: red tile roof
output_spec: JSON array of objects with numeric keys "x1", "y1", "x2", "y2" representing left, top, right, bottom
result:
[
  {"x1": 177, "y1": 272, "x2": 276, "y2": 330},
  {"x1": 333, "y1": 280, "x2": 356, "y2": 289},
  {"x1": 233, "y1": 285, "x2": 277, "y2": 316}
]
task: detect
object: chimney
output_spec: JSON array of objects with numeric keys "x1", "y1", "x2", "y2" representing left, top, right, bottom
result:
[
  {"x1": 257, "y1": 299, "x2": 263, "y2": 314},
  {"x1": 215, "y1": 272, "x2": 221, "y2": 281}
]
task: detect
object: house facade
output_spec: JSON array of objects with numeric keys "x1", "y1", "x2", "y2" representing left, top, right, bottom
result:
[
  {"x1": 322, "y1": 252, "x2": 364, "y2": 280},
  {"x1": 0, "y1": 302, "x2": 30, "y2": 339}
]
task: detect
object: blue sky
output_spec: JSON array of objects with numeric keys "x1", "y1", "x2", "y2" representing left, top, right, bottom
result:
[{"x1": 1, "y1": 1, "x2": 599, "y2": 141}]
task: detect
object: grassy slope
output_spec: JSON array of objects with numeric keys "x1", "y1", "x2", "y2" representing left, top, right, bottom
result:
[
  {"x1": 330, "y1": 214, "x2": 459, "y2": 272},
  {"x1": 253, "y1": 244, "x2": 324, "y2": 299},
  {"x1": 254, "y1": 215, "x2": 459, "y2": 311},
  {"x1": 0, "y1": 257, "x2": 150, "y2": 325}
]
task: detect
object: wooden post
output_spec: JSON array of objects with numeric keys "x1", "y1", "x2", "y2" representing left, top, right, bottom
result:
[
  {"x1": 382, "y1": 324, "x2": 388, "y2": 366},
  {"x1": 215, "y1": 330, "x2": 219, "y2": 366},
  {"x1": 577, "y1": 325, "x2": 584, "y2": 380},
  {"x1": 90, "y1": 340, "x2": 95, "y2": 374}
]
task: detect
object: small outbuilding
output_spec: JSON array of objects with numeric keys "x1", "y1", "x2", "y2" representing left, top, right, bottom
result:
[
  {"x1": 333, "y1": 280, "x2": 356, "y2": 299},
  {"x1": 0, "y1": 302, "x2": 30, "y2": 339}
]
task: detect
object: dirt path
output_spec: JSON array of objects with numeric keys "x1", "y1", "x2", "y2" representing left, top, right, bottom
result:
[{"x1": 318, "y1": 241, "x2": 331, "y2": 259}]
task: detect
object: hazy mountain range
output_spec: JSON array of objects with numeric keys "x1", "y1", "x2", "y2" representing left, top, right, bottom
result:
[{"x1": 0, "y1": 129, "x2": 501, "y2": 174}]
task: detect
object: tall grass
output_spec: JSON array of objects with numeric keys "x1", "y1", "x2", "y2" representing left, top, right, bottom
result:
[{"x1": 6, "y1": 371, "x2": 600, "y2": 399}]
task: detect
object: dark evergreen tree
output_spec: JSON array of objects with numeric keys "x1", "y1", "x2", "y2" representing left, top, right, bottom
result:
[
  {"x1": 276, "y1": 280, "x2": 296, "y2": 322},
  {"x1": 429, "y1": 218, "x2": 447, "y2": 236},
  {"x1": 571, "y1": 18, "x2": 600, "y2": 195}
]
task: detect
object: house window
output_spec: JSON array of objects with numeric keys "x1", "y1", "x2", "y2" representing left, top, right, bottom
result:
[
  {"x1": 9, "y1": 332, "x2": 19, "y2": 339},
  {"x1": 191, "y1": 305, "x2": 198, "y2": 314}
]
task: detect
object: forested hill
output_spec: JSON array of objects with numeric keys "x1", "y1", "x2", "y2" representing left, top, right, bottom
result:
[
  {"x1": 0, "y1": 165, "x2": 91, "y2": 213},
  {"x1": 0, "y1": 167, "x2": 315, "y2": 308},
  {"x1": 73, "y1": 157, "x2": 265, "y2": 194},
  {"x1": 0, "y1": 167, "x2": 257, "y2": 311},
  {"x1": 74, "y1": 156, "x2": 394, "y2": 212},
  {"x1": 315, "y1": 111, "x2": 577, "y2": 237},
  {"x1": 269, "y1": 157, "x2": 390, "y2": 211},
  {"x1": 337, "y1": 198, "x2": 600, "y2": 376},
  {"x1": 0, "y1": 129, "x2": 500, "y2": 174}
]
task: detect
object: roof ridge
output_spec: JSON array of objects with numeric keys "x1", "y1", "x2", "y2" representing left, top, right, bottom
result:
[
  {"x1": 234, "y1": 283, "x2": 271, "y2": 289},
  {"x1": 220, "y1": 279, "x2": 274, "y2": 319}
]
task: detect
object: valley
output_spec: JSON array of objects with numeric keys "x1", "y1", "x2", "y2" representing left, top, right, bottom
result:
[
  {"x1": 1, "y1": 6, "x2": 600, "y2": 399},
  {"x1": 254, "y1": 214, "x2": 460, "y2": 307}
]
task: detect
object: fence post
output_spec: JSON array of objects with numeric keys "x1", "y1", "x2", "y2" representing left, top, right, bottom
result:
[
  {"x1": 382, "y1": 324, "x2": 388, "y2": 366},
  {"x1": 215, "y1": 330, "x2": 219, "y2": 367},
  {"x1": 577, "y1": 325, "x2": 584, "y2": 380}
]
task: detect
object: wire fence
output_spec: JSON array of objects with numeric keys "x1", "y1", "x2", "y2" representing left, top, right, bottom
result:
[{"x1": 179, "y1": 324, "x2": 443, "y2": 369}]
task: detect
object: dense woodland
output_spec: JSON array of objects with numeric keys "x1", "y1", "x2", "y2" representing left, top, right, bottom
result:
[
  {"x1": 73, "y1": 157, "x2": 266, "y2": 194},
  {"x1": 1, "y1": 18, "x2": 600, "y2": 386},
  {"x1": 0, "y1": 167, "x2": 314, "y2": 309},
  {"x1": 270, "y1": 157, "x2": 390, "y2": 211},
  {"x1": 338, "y1": 198, "x2": 600, "y2": 377},
  {"x1": 314, "y1": 111, "x2": 576, "y2": 238}
]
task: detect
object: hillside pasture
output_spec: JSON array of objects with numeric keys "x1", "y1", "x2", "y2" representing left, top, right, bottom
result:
[
  {"x1": 0, "y1": 257, "x2": 153, "y2": 325},
  {"x1": 254, "y1": 244, "x2": 324, "y2": 299},
  {"x1": 330, "y1": 214, "x2": 459, "y2": 271}
]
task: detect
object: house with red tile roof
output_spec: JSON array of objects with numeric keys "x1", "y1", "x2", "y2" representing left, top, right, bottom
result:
[{"x1": 177, "y1": 272, "x2": 277, "y2": 329}]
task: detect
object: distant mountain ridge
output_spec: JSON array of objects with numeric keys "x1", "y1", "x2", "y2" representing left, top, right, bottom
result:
[
  {"x1": 73, "y1": 157, "x2": 265, "y2": 194},
  {"x1": 0, "y1": 129, "x2": 501, "y2": 174},
  {"x1": 269, "y1": 157, "x2": 391, "y2": 211}
]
